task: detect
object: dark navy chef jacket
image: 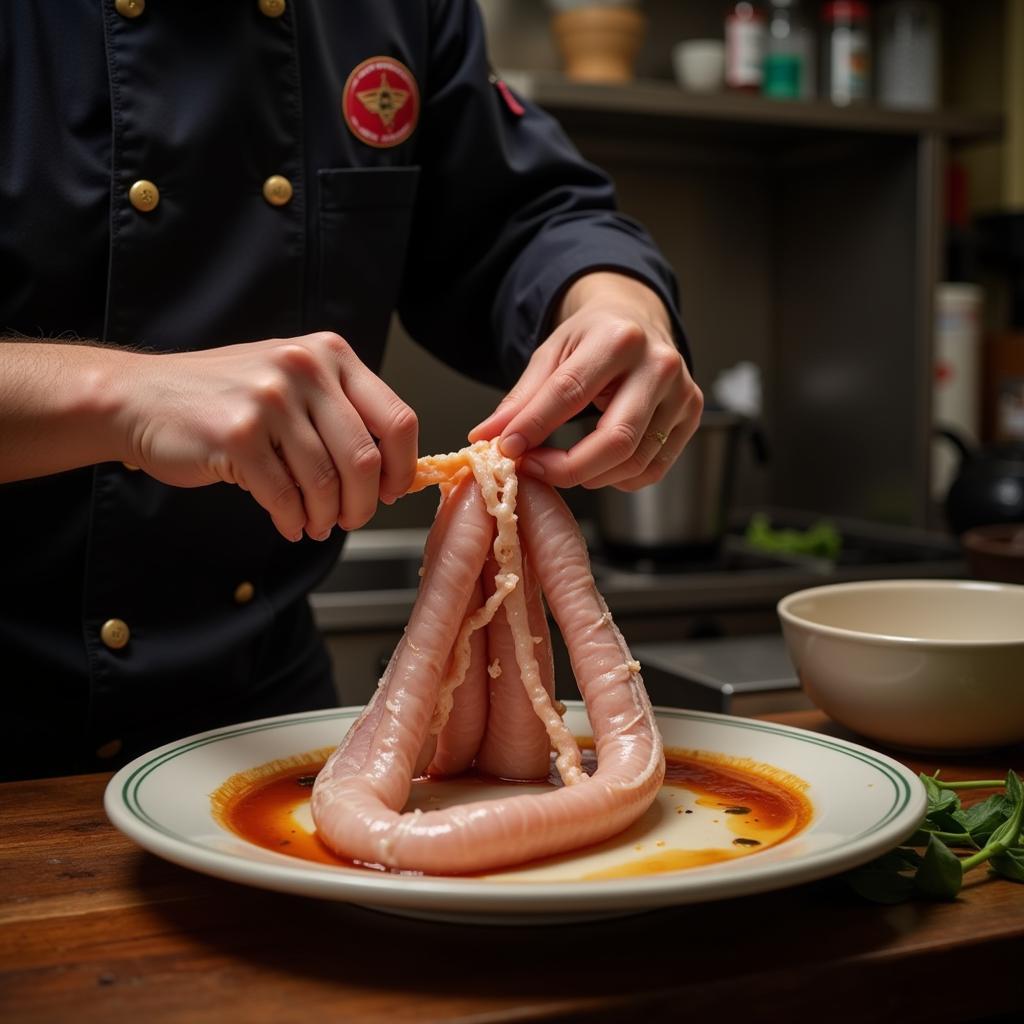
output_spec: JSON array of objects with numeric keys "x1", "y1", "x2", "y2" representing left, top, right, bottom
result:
[{"x1": 0, "y1": 0, "x2": 687, "y2": 780}]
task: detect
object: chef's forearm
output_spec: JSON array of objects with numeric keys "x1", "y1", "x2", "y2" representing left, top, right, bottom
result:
[{"x1": 0, "y1": 341, "x2": 133, "y2": 482}]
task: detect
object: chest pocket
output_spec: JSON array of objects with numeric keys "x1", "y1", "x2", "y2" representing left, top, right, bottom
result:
[{"x1": 316, "y1": 166, "x2": 420, "y2": 369}]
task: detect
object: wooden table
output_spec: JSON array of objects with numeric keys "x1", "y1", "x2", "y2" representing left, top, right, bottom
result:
[{"x1": 2, "y1": 711, "x2": 1023, "y2": 1024}]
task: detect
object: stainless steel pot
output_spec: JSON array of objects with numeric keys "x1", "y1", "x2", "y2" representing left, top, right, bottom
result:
[{"x1": 597, "y1": 410, "x2": 761, "y2": 557}]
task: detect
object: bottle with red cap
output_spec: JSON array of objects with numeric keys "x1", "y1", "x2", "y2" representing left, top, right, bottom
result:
[
  {"x1": 725, "y1": 2, "x2": 767, "y2": 92},
  {"x1": 822, "y1": 1, "x2": 871, "y2": 105}
]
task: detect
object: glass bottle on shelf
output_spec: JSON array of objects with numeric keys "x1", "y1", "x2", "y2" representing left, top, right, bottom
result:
[
  {"x1": 763, "y1": 0, "x2": 816, "y2": 101},
  {"x1": 878, "y1": 0, "x2": 940, "y2": 110},
  {"x1": 821, "y1": 1, "x2": 872, "y2": 105},
  {"x1": 725, "y1": 2, "x2": 766, "y2": 93}
]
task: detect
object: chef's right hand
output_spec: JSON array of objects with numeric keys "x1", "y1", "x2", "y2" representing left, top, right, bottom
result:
[{"x1": 117, "y1": 332, "x2": 418, "y2": 541}]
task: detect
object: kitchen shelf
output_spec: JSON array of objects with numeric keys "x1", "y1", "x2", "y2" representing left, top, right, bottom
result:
[
  {"x1": 507, "y1": 73, "x2": 1004, "y2": 149},
  {"x1": 496, "y1": 72, "x2": 993, "y2": 528}
]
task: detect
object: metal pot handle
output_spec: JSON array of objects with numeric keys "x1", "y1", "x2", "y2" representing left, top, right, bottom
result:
[{"x1": 933, "y1": 426, "x2": 975, "y2": 466}]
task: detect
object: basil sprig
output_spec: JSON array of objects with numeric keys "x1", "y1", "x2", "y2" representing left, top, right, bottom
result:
[{"x1": 845, "y1": 770, "x2": 1024, "y2": 903}]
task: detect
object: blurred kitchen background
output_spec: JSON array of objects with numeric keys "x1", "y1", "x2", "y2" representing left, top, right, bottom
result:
[{"x1": 314, "y1": 1, "x2": 1024, "y2": 713}]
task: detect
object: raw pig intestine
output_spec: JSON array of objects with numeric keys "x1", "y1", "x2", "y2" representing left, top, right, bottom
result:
[{"x1": 311, "y1": 441, "x2": 665, "y2": 874}]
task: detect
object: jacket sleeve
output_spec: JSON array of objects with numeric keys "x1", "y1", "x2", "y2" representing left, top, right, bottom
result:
[{"x1": 396, "y1": 0, "x2": 690, "y2": 390}]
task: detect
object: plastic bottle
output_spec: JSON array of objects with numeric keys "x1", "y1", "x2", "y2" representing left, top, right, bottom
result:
[
  {"x1": 763, "y1": 0, "x2": 816, "y2": 100},
  {"x1": 821, "y1": 1, "x2": 871, "y2": 105},
  {"x1": 725, "y1": 2, "x2": 766, "y2": 92},
  {"x1": 932, "y1": 283, "x2": 984, "y2": 500},
  {"x1": 878, "y1": 1, "x2": 940, "y2": 110}
]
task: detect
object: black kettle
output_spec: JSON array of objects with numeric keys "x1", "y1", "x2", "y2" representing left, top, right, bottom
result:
[{"x1": 935, "y1": 427, "x2": 1024, "y2": 535}]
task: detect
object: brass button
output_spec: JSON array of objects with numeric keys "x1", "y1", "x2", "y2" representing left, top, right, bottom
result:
[
  {"x1": 100, "y1": 618, "x2": 131, "y2": 650},
  {"x1": 96, "y1": 739, "x2": 124, "y2": 760},
  {"x1": 262, "y1": 175, "x2": 293, "y2": 207},
  {"x1": 122, "y1": 462, "x2": 140, "y2": 471},
  {"x1": 129, "y1": 179, "x2": 160, "y2": 213},
  {"x1": 258, "y1": 0, "x2": 286, "y2": 17},
  {"x1": 115, "y1": 0, "x2": 145, "y2": 18},
  {"x1": 234, "y1": 581, "x2": 256, "y2": 605}
]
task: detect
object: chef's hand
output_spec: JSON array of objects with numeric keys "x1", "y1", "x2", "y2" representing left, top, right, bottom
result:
[
  {"x1": 469, "y1": 272, "x2": 702, "y2": 490},
  {"x1": 117, "y1": 332, "x2": 418, "y2": 541}
]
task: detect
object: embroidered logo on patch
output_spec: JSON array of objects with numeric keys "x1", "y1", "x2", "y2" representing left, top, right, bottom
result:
[{"x1": 342, "y1": 56, "x2": 419, "y2": 149}]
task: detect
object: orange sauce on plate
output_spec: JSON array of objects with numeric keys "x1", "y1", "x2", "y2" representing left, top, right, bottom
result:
[{"x1": 212, "y1": 742, "x2": 811, "y2": 878}]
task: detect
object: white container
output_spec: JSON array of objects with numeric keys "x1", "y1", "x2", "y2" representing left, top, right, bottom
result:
[
  {"x1": 931, "y1": 282, "x2": 984, "y2": 501},
  {"x1": 878, "y1": 0, "x2": 940, "y2": 109},
  {"x1": 672, "y1": 40, "x2": 726, "y2": 93}
]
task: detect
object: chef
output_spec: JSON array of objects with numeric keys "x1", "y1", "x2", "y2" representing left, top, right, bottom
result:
[{"x1": 0, "y1": 1, "x2": 701, "y2": 780}]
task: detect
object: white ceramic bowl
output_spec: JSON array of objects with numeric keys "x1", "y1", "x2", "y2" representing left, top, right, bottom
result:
[
  {"x1": 777, "y1": 579, "x2": 1024, "y2": 752},
  {"x1": 672, "y1": 40, "x2": 725, "y2": 93}
]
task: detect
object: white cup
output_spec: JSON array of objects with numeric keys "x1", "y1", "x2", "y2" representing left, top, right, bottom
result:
[{"x1": 672, "y1": 40, "x2": 725, "y2": 93}]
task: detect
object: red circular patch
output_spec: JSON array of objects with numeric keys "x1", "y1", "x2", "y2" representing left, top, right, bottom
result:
[{"x1": 342, "y1": 56, "x2": 420, "y2": 149}]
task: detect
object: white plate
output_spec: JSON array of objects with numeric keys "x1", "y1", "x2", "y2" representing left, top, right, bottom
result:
[{"x1": 104, "y1": 703, "x2": 926, "y2": 925}]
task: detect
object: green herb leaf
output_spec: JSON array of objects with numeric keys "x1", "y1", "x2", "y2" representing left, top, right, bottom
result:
[
  {"x1": 927, "y1": 807, "x2": 972, "y2": 837},
  {"x1": 989, "y1": 848, "x2": 1024, "y2": 883},
  {"x1": 910, "y1": 826, "x2": 976, "y2": 848},
  {"x1": 920, "y1": 773, "x2": 960, "y2": 816},
  {"x1": 845, "y1": 771, "x2": 1023, "y2": 904},
  {"x1": 914, "y1": 834, "x2": 964, "y2": 900},
  {"x1": 844, "y1": 848, "x2": 921, "y2": 904},
  {"x1": 846, "y1": 867, "x2": 917, "y2": 904},
  {"x1": 1006, "y1": 770, "x2": 1023, "y2": 805},
  {"x1": 987, "y1": 817, "x2": 1018, "y2": 850},
  {"x1": 984, "y1": 774, "x2": 1024, "y2": 853},
  {"x1": 904, "y1": 828, "x2": 934, "y2": 847},
  {"x1": 960, "y1": 773, "x2": 1024, "y2": 873},
  {"x1": 960, "y1": 793, "x2": 1013, "y2": 845},
  {"x1": 884, "y1": 847, "x2": 923, "y2": 870}
]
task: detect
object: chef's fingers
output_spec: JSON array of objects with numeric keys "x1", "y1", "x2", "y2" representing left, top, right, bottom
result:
[
  {"x1": 519, "y1": 347, "x2": 685, "y2": 488},
  {"x1": 467, "y1": 342, "x2": 563, "y2": 444},
  {"x1": 609, "y1": 416, "x2": 698, "y2": 492},
  {"x1": 307, "y1": 388, "x2": 383, "y2": 533},
  {"x1": 237, "y1": 446, "x2": 307, "y2": 543},
  {"x1": 338, "y1": 430, "x2": 383, "y2": 531},
  {"x1": 275, "y1": 421, "x2": 342, "y2": 540},
  {"x1": 578, "y1": 401, "x2": 684, "y2": 490},
  {"x1": 334, "y1": 347, "x2": 418, "y2": 503},
  {"x1": 490, "y1": 341, "x2": 634, "y2": 463}
]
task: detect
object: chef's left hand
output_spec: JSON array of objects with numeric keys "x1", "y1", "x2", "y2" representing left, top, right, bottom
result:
[{"x1": 469, "y1": 272, "x2": 702, "y2": 490}]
